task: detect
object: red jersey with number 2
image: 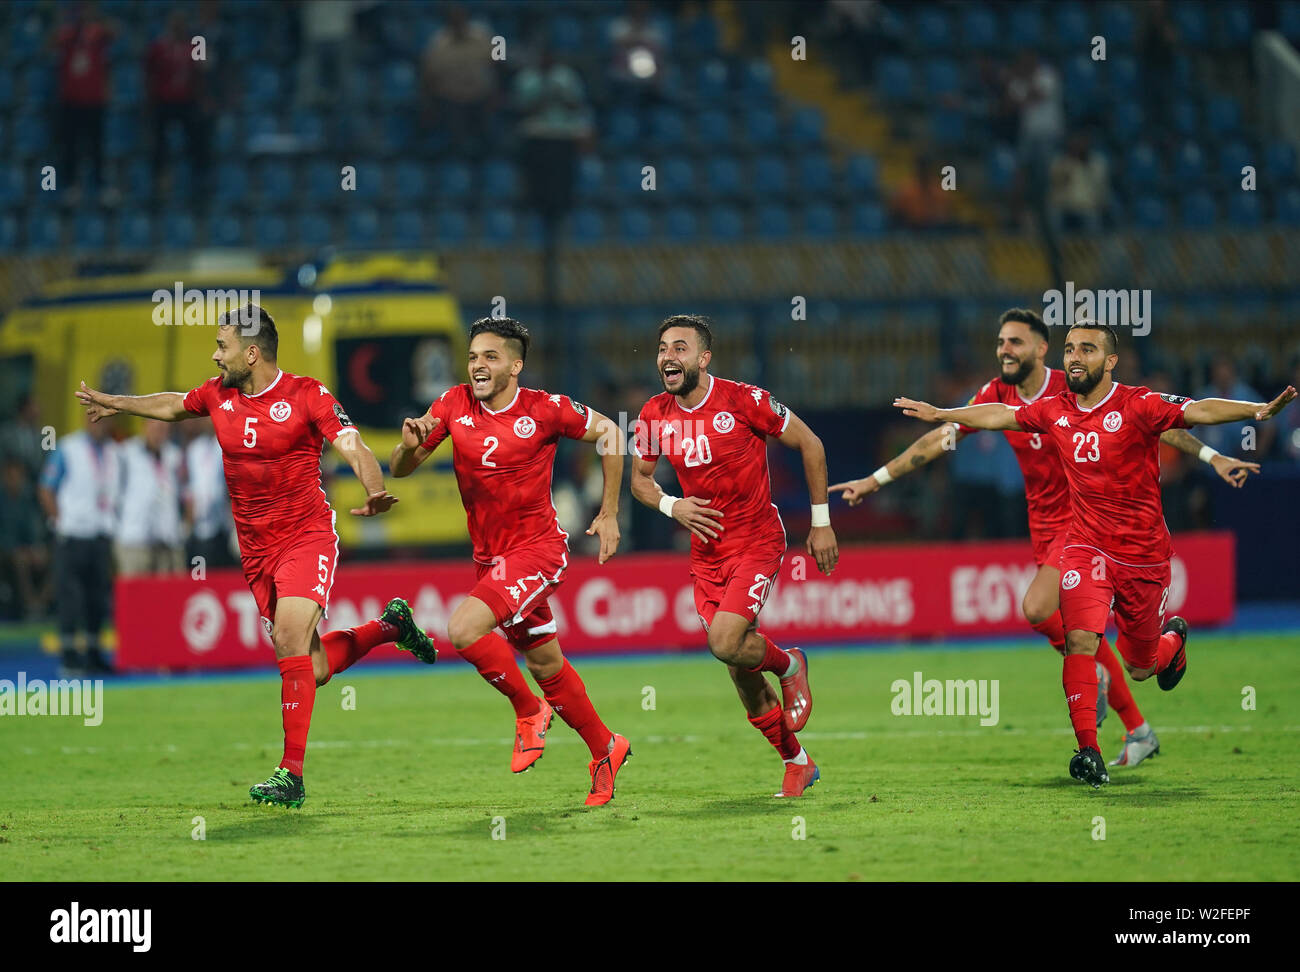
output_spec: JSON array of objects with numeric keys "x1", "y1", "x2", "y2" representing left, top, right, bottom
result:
[
  {"x1": 958, "y1": 367, "x2": 1071, "y2": 540},
  {"x1": 1013, "y1": 382, "x2": 1194, "y2": 563},
  {"x1": 634, "y1": 375, "x2": 791, "y2": 565},
  {"x1": 182, "y1": 371, "x2": 352, "y2": 556},
  {"x1": 421, "y1": 384, "x2": 593, "y2": 564}
]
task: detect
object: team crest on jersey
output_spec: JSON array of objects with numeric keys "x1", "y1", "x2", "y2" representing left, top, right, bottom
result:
[
  {"x1": 1159, "y1": 393, "x2": 1188, "y2": 405},
  {"x1": 1103, "y1": 410, "x2": 1122, "y2": 432},
  {"x1": 220, "y1": 399, "x2": 235, "y2": 412},
  {"x1": 513, "y1": 416, "x2": 537, "y2": 439},
  {"x1": 269, "y1": 401, "x2": 292, "y2": 422},
  {"x1": 571, "y1": 400, "x2": 587, "y2": 417},
  {"x1": 769, "y1": 396, "x2": 787, "y2": 418},
  {"x1": 333, "y1": 402, "x2": 353, "y2": 427},
  {"x1": 1061, "y1": 570, "x2": 1081, "y2": 590},
  {"x1": 712, "y1": 411, "x2": 735, "y2": 433}
]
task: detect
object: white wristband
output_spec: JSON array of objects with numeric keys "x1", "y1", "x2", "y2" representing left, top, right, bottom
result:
[
  {"x1": 810, "y1": 503, "x2": 830, "y2": 528},
  {"x1": 659, "y1": 494, "x2": 680, "y2": 518},
  {"x1": 872, "y1": 466, "x2": 893, "y2": 485},
  {"x1": 1198, "y1": 445, "x2": 1219, "y2": 464}
]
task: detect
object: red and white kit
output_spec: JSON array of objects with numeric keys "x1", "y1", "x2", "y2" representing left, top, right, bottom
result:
[
  {"x1": 635, "y1": 375, "x2": 791, "y2": 630},
  {"x1": 1014, "y1": 383, "x2": 1195, "y2": 667},
  {"x1": 422, "y1": 383, "x2": 593, "y2": 649},
  {"x1": 183, "y1": 371, "x2": 352, "y2": 627}
]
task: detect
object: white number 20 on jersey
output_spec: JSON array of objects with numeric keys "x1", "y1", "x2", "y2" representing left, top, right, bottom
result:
[{"x1": 683, "y1": 434, "x2": 713, "y2": 468}]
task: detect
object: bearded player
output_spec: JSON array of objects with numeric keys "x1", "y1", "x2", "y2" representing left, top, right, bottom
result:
[
  {"x1": 895, "y1": 320, "x2": 1296, "y2": 787},
  {"x1": 831, "y1": 308, "x2": 1258, "y2": 768},
  {"x1": 390, "y1": 317, "x2": 630, "y2": 806},
  {"x1": 75, "y1": 304, "x2": 436, "y2": 808},
  {"x1": 630, "y1": 315, "x2": 838, "y2": 798}
]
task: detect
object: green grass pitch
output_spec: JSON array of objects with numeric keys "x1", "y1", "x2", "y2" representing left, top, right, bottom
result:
[{"x1": 2, "y1": 633, "x2": 1297, "y2": 881}]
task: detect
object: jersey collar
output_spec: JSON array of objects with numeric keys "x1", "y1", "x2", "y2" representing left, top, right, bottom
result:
[
  {"x1": 1018, "y1": 367, "x2": 1053, "y2": 404},
  {"x1": 244, "y1": 370, "x2": 284, "y2": 398},
  {"x1": 481, "y1": 385, "x2": 521, "y2": 415},
  {"x1": 674, "y1": 374, "x2": 715, "y2": 413},
  {"x1": 1074, "y1": 380, "x2": 1119, "y2": 412}
]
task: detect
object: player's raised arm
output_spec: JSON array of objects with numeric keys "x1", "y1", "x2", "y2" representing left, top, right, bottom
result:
[
  {"x1": 830, "y1": 421, "x2": 966, "y2": 506},
  {"x1": 1183, "y1": 385, "x2": 1297, "y2": 427},
  {"x1": 580, "y1": 408, "x2": 624, "y2": 564},
  {"x1": 1158, "y1": 427, "x2": 1261, "y2": 488},
  {"x1": 775, "y1": 411, "x2": 838, "y2": 575},
  {"x1": 895, "y1": 396, "x2": 1022, "y2": 431},
  {"x1": 389, "y1": 409, "x2": 443, "y2": 477},
  {"x1": 75, "y1": 381, "x2": 192, "y2": 422},
  {"x1": 331, "y1": 426, "x2": 398, "y2": 516}
]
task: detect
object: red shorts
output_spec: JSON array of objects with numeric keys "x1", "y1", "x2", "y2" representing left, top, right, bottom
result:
[
  {"x1": 690, "y1": 549, "x2": 784, "y2": 632},
  {"x1": 1059, "y1": 544, "x2": 1172, "y2": 669},
  {"x1": 241, "y1": 527, "x2": 340, "y2": 636},
  {"x1": 471, "y1": 542, "x2": 567, "y2": 651},
  {"x1": 1030, "y1": 528, "x2": 1069, "y2": 569}
]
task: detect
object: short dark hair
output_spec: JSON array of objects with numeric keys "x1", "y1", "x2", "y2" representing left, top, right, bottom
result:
[
  {"x1": 469, "y1": 316, "x2": 530, "y2": 361},
  {"x1": 658, "y1": 314, "x2": 713, "y2": 351},
  {"x1": 219, "y1": 303, "x2": 278, "y2": 361},
  {"x1": 1068, "y1": 319, "x2": 1119, "y2": 355},
  {"x1": 999, "y1": 307, "x2": 1049, "y2": 345}
]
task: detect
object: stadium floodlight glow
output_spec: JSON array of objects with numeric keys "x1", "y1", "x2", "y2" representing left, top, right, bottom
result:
[
  {"x1": 629, "y1": 47, "x2": 657, "y2": 79},
  {"x1": 303, "y1": 314, "x2": 323, "y2": 353},
  {"x1": 313, "y1": 294, "x2": 332, "y2": 315}
]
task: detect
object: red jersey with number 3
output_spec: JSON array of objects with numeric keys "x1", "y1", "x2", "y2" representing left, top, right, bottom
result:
[
  {"x1": 1013, "y1": 382, "x2": 1194, "y2": 563},
  {"x1": 958, "y1": 367, "x2": 1072, "y2": 540},
  {"x1": 182, "y1": 371, "x2": 353, "y2": 556},
  {"x1": 421, "y1": 384, "x2": 593, "y2": 563},
  {"x1": 634, "y1": 375, "x2": 790, "y2": 565}
]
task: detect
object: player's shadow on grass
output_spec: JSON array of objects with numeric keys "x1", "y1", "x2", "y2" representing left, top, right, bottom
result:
[
  {"x1": 206, "y1": 811, "x2": 337, "y2": 840},
  {"x1": 1026, "y1": 777, "x2": 1205, "y2": 800}
]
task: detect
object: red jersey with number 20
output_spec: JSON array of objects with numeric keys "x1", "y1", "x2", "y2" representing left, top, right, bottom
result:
[
  {"x1": 634, "y1": 375, "x2": 791, "y2": 565},
  {"x1": 958, "y1": 367, "x2": 1072, "y2": 541},
  {"x1": 421, "y1": 384, "x2": 593, "y2": 563},
  {"x1": 182, "y1": 371, "x2": 352, "y2": 556},
  {"x1": 1013, "y1": 382, "x2": 1194, "y2": 564}
]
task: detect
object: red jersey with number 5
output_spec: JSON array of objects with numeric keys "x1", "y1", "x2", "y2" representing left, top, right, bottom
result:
[
  {"x1": 958, "y1": 367, "x2": 1072, "y2": 541},
  {"x1": 421, "y1": 384, "x2": 593, "y2": 563},
  {"x1": 182, "y1": 370, "x2": 352, "y2": 556},
  {"x1": 1013, "y1": 382, "x2": 1194, "y2": 563},
  {"x1": 634, "y1": 375, "x2": 790, "y2": 565}
]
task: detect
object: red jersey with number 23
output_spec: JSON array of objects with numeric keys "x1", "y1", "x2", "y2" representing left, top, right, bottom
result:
[
  {"x1": 958, "y1": 367, "x2": 1072, "y2": 541},
  {"x1": 1013, "y1": 382, "x2": 1194, "y2": 564},
  {"x1": 634, "y1": 375, "x2": 791, "y2": 565},
  {"x1": 421, "y1": 384, "x2": 593, "y2": 563},
  {"x1": 182, "y1": 370, "x2": 352, "y2": 556}
]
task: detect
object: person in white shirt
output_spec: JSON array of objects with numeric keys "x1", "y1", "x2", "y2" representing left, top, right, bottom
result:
[
  {"x1": 37, "y1": 413, "x2": 120, "y2": 675},
  {"x1": 114, "y1": 419, "x2": 185, "y2": 576},
  {"x1": 183, "y1": 418, "x2": 236, "y2": 568}
]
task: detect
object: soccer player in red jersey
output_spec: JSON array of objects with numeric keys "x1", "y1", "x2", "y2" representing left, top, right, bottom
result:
[
  {"x1": 390, "y1": 317, "x2": 630, "y2": 806},
  {"x1": 895, "y1": 320, "x2": 1296, "y2": 787},
  {"x1": 831, "y1": 308, "x2": 1257, "y2": 767},
  {"x1": 75, "y1": 304, "x2": 435, "y2": 808},
  {"x1": 629, "y1": 315, "x2": 838, "y2": 798}
]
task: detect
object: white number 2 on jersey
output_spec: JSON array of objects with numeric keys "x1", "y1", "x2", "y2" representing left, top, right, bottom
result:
[
  {"x1": 1072, "y1": 430, "x2": 1100, "y2": 463},
  {"x1": 683, "y1": 434, "x2": 713, "y2": 468},
  {"x1": 482, "y1": 435, "x2": 499, "y2": 467}
]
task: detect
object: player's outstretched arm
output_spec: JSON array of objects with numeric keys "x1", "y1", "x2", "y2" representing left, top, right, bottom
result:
[
  {"x1": 74, "y1": 381, "x2": 192, "y2": 422},
  {"x1": 582, "y1": 410, "x2": 623, "y2": 564},
  {"x1": 777, "y1": 411, "x2": 838, "y2": 575},
  {"x1": 630, "y1": 454, "x2": 725, "y2": 545},
  {"x1": 1184, "y1": 386, "x2": 1297, "y2": 427},
  {"x1": 1159, "y1": 428, "x2": 1261, "y2": 488},
  {"x1": 895, "y1": 397, "x2": 1021, "y2": 431},
  {"x1": 830, "y1": 421, "x2": 965, "y2": 506},
  {"x1": 333, "y1": 428, "x2": 398, "y2": 516},
  {"x1": 389, "y1": 410, "x2": 441, "y2": 477}
]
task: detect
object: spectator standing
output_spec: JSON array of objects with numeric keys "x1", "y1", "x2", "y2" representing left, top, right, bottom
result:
[
  {"x1": 609, "y1": 1, "x2": 670, "y2": 106},
  {"x1": 184, "y1": 418, "x2": 236, "y2": 569},
  {"x1": 1048, "y1": 130, "x2": 1110, "y2": 234},
  {"x1": 0, "y1": 458, "x2": 52, "y2": 621},
  {"x1": 297, "y1": 0, "x2": 354, "y2": 109},
  {"x1": 420, "y1": 4, "x2": 498, "y2": 153},
  {"x1": 1195, "y1": 360, "x2": 1272, "y2": 458},
  {"x1": 51, "y1": 1, "x2": 117, "y2": 205},
  {"x1": 0, "y1": 394, "x2": 47, "y2": 482},
  {"x1": 145, "y1": 10, "x2": 211, "y2": 198},
  {"x1": 890, "y1": 156, "x2": 956, "y2": 230},
  {"x1": 38, "y1": 414, "x2": 120, "y2": 675}
]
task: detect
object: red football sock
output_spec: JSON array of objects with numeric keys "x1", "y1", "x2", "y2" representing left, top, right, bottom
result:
[
  {"x1": 749, "y1": 705, "x2": 800, "y2": 760},
  {"x1": 278, "y1": 655, "x2": 316, "y2": 776},
  {"x1": 460, "y1": 632, "x2": 539, "y2": 718},
  {"x1": 536, "y1": 659, "x2": 612, "y2": 758},
  {"x1": 1030, "y1": 610, "x2": 1067, "y2": 654},
  {"x1": 1062, "y1": 653, "x2": 1098, "y2": 752},
  {"x1": 1155, "y1": 629, "x2": 1182, "y2": 671},
  {"x1": 1096, "y1": 636, "x2": 1144, "y2": 732},
  {"x1": 320, "y1": 618, "x2": 398, "y2": 682},
  {"x1": 748, "y1": 634, "x2": 793, "y2": 676}
]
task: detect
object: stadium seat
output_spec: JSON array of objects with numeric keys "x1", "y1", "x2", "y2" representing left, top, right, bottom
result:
[
  {"x1": 875, "y1": 57, "x2": 914, "y2": 103},
  {"x1": 1110, "y1": 56, "x2": 1139, "y2": 94},
  {"x1": 434, "y1": 161, "x2": 473, "y2": 201},
  {"x1": 1133, "y1": 196, "x2": 1167, "y2": 228},
  {"x1": 297, "y1": 212, "x2": 334, "y2": 249},
  {"x1": 1172, "y1": 142, "x2": 1206, "y2": 184},
  {"x1": 756, "y1": 204, "x2": 791, "y2": 239},
  {"x1": 1264, "y1": 141, "x2": 1297, "y2": 181},
  {"x1": 550, "y1": 13, "x2": 584, "y2": 52},
  {"x1": 74, "y1": 211, "x2": 108, "y2": 251},
  {"x1": 384, "y1": 62, "x2": 417, "y2": 105},
  {"x1": 753, "y1": 156, "x2": 788, "y2": 197},
  {"x1": 985, "y1": 145, "x2": 1018, "y2": 194},
  {"x1": 26, "y1": 212, "x2": 62, "y2": 250},
  {"x1": 575, "y1": 155, "x2": 606, "y2": 201},
  {"x1": 694, "y1": 108, "x2": 733, "y2": 148},
  {"x1": 482, "y1": 208, "x2": 515, "y2": 243},
  {"x1": 605, "y1": 108, "x2": 639, "y2": 150},
  {"x1": 394, "y1": 161, "x2": 427, "y2": 202},
  {"x1": 931, "y1": 109, "x2": 966, "y2": 146},
  {"x1": 650, "y1": 107, "x2": 687, "y2": 149},
  {"x1": 258, "y1": 160, "x2": 294, "y2": 202},
  {"x1": 1125, "y1": 144, "x2": 1160, "y2": 189},
  {"x1": 434, "y1": 209, "x2": 469, "y2": 245},
  {"x1": 1111, "y1": 101, "x2": 1143, "y2": 142},
  {"x1": 392, "y1": 211, "x2": 424, "y2": 248},
  {"x1": 1180, "y1": 191, "x2": 1218, "y2": 227},
  {"x1": 664, "y1": 206, "x2": 698, "y2": 240},
  {"x1": 254, "y1": 213, "x2": 289, "y2": 248},
  {"x1": 742, "y1": 107, "x2": 780, "y2": 148},
  {"x1": 1063, "y1": 57, "x2": 1098, "y2": 107},
  {"x1": 294, "y1": 111, "x2": 326, "y2": 146},
  {"x1": 850, "y1": 202, "x2": 886, "y2": 236},
  {"x1": 660, "y1": 158, "x2": 697, "y2": 198},
  {"x1": 1282, "y1": 2, "x2": 1300, "y2": 42},
  {"x1": 308, "y1": 161, "x2": 340, "y2": 204},
  {"x1": 1053, "y1": 2, "x2": 1091, "y2": 52},
  {"x1": 1006, "y1": 5, "x2": 1043, "y2": 47},
  {"x1": 112, "y1": 67, "x2": 144, "y2": 106},
  {"x1": 213, "y1": 214, "x2": 245, "y2": 246},
  {"x1": 705, "y1": 157, "x2": 744, "y2": 200},
  {"x1": 0, "y1": 212, "x2": 19, "y2": 253},
  {"x1": 696, "y1": 60, "x2": 729, "y2": 102},
  {"x1": 570, "y1": 207, "x2": 605, "y2": 242},
  {"x1": 619, "y1": 207, "x2": 653, "y2": 242},
  {"x1": 789, "y1": 107, "x2": 826, "y2": 145},
  {"x1": 115, "y1": 212, "x2": 153, "y2": 251},
  {"x1": 740, "y1": 60, "x2": 774, "y2": 101},
  {"x1": 960, "y1": 7, "x2": 998, "y2": 51},
  {"x1": 1206, "y1": 96, "x2": 1242, "y2": 137},
  {"x1": 611, "y1": 156, "x2": 648, "y2": 198},
  {"x1": 0, "y1": 72, "x2": 14, "y2": 111},
  {"x1": 843, "y1": 154, "x2": 880, "y2": 196},
  {"x1": 707, "y1": 206, "x2": 744, "y2": 240},
  {"x1": 161, "y1": 212, "x2": 196, "y2": 248},
  {"x1": 913, "y1": 7, "x2": 951, "y2": 51},
  {"x1": 1099, "y1": 4, "x2": 1136, "y2": 48},
  {"x1": 797, "y1": 155, "x2": 834, "y2": 197},
  {"x1": 22, "y1": 64, "x2": 53, "y2": 102},
  {"x1": 924, "y1": 59, "x2": 961, "y2": 99},
  {"x1": 1218, "y1": 1, "x2": 1254, "y2": 46},
  {"x1": 802, "y1": 202, "x2": 837, "y2": 238},
  {"x1": 1170, "y1": 99, "x2": 1199, "y2": 138},
  {"x1": 1218, "y1": 140, "x2": 1253, "y2": 182},
  {"x1": 1276, "y1": 188, "x2": 1300, "y2": 225},
  {"x1": 0, "y1": 166, "x2": 24, "y2": 207},
  {"x1": 1171, "y1": 3, "x2": 1209, "y2": 46},
  {"x1": 481, "y1": 160, "x2": 518, "y2": 200},
  {"x1": 1226, "y1": 192, "x2": 1261, "y2": 227},
  {"x1": 346, "y1": 209, "x2": 381, "y2": 247}
]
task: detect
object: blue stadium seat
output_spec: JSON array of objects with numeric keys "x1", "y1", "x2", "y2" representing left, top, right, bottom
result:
[
  {"x1": 740, "y1": 61, "x2": 774, "y2": 101},
  {"x1": 875, "y1": 57, "x2": 914, "y2": 103},
  {"x1": 743, "y1": 107, "x2": 780, "y2": 148},
  {"x1": 1226, "y1": 192, "x2": 1261, "y2": 227},
  {"x1": 384, "y1": 62, "x2": 417, "y2": 104},
  {"x1": 1264, "y1": 141, "x2": 1297, "y2": 181},
  {"x1": 705, "y1": 157, "x2": 743, "y2": 200},
  {"x1": 678, "y1": 11, "x2": 720, "y2": 56},
  {"x1": 215, "y1": 164, "x2": 250, "y2": 203},
  {"x1": 394, "y1": 161, "x2": 427, "y2": 201},
  {"x1": 605, "y1": 108, "x2": 639, "y2": 150},
  {"x1": 850, "y1": 202, "x2": 886, "y2": 236},
  {"x1": 74, "y1": 211, "x2": 108, "y2": 251},
  {"x1": 346, "y1": 209, "x2": 381, "y2": 246},
  {"x1": 707, "y1": 206, "x2": 744, "y2": 240},
  {"x1": 245, "y1": 65, "x2": 282, "y2": 108},
  {"x1": 660, "y1": 158, "x2": 697, "y2": 197},
  {"x1": 392, "y1": 211, "x2": 424, "y2": 247},
  {"x1": 481, "y1": 160, "x2": 518, "y2": 200},
  {"x1": 434, "y1": 161, "x2": 472, "y2": 200},
  {"x1": 960, "y1": 7, "x2": 998, "y2": 51},
  {"x1": 797, "y1": 156, "x2": 834, "y2": 197},
  {"x1": 913, "y1": 7, "x2": 951, "y2": 51},
  {"x1": 482, "y1": 208, "x2": 515, "y2": 243},
  {"x1": 1276, "y1": 188, "x2": 1300, "y2": 225},
  {"x1": 115, "y1": 212, "x2": 153, "y2": 251},
  {"x1": 789, "y1": 107, "x2": 826, "y2": 144},
  {"x1": 1170, "y1": 99, "x2": 1199, "y2": 138},
  {"x1": 26, "y1": 212, "x2": 62, "y2": 250},
  {"x1": 1180, "y1": 191, "x2": 1218, "y2": 227},
  {"x1": 1006, "y1": 5, "x2": 1043, "y2": 47},
  {"x1": 694, "y1": 108, "x2": 733, "y2": 148},
  {"x1": 843, "y1": 154, "x2": 879, "y2": 196},
  {"x1": 0, "y1": 212, "x2": 20, "y2": 253},
  {"x1": 112, "y1": 68, "x2": 144, "y2": 106},
  {"x1": 986, "y1": 145, "x2": 1018, "y2": 193},
  {"x1": 576, "y1": 155, "x2": 606, "y2": 201},
  {"x1": 213, "y1": 113, "x2": 240, "y2": 154},
  {"x1": 619, "y1": 207, "x2": 653, "y2": 242},
  {"x1": 1283, "y1": 2, "x2": 1300, "y2": 42},
  {"x1": 0, "y1": 73, "x2": 14, "y2": 110},
  {"x1": 1110, "y1": 56, "x2": 1139, "y2": 94},
  {"x1": 802, "y1": 202, "x2": 837, "y2": 237},
  {"x1": 294, "y1": 111, "x2": 326, "y2": 145},
  {"x1": 1112, "y1": 101, "x2": 1143, "y2": 142},
  {"x1": 298, "y1": 213, "x2": 334, "y2": 249},
  {"x1": 0, "y1": 166, "x2": 24, "y2": 206},
  {"x1": 212, "y1": 214, "x2": 245, "y2": 246},
  {"x1": 1171, "y1": 2, "x2": 1208, "y2": 46},
  {"x1": 1172, "y1": 142, "x2": 1206, "y2": 184},
  {"x1": 1125, "y1": 144, "x2": 1160, "y2": 189},
  {"x1": 1218, "y1": 1, "x2": 1254, "y2": 46},
  {"x1": 22, "y1": 64, "x2": 53, "y2": 101},
  {"x1": 570, "y1": 207, "x2": 605, "y2": 242},
  {"x1": 381, "y1": 114, "x2": 415, "y2": 154},
  {"x1": 308, "y1": 161, "x2": 339, "y2": 203},
  {"x1": 931, "y1": 109, "x2": 966, "y2": 145},
  {"x1": 650, "y1": 107, "x2": 687, "y2": 148},
  {"x1": 1133, "y1": 196, "x2": 1167, "y2": 228},
  {"x1": 664, "y1": 206, "x2": 698, "y2": 240},
  {"x1": 434, "y1": 210, "x2": 469, "y2": 244},
  {"x1": 696, "y1": 60, "x2": 728, "y2": 102},
  {"x1": 1206, "y1": 96, "x2": 1242, "y2": 136},
  {"x1": 254, "y1": 213, "x2": 289, "y2": 248},
  {"x1": 924, "y1": 58, "x2": 961, "y2": 99},
  {"x1": 550, "y1": 13, "x2": 584, "y2": 52},
  {"x1": 611, "y1": 156, "x2": 647, "y2": 198},
  {"x1": 1053, "y1": 2, "x2": 1091, "y2": 52},
  {"x1": 258, "y1": 160, "x2": 294, "y2": 202},
  {"x1": 1218, "y1": 140, "x2": 1253, "y2": 182},
  {"x1": 161, "y1": 212, "x2": 196, "y2": 248},
  {"x1": 1063, "y1": 57, "x2": 1098, "y2": 106},
  {"x1": 1099, "y1": 4, "x2": 1136, "y2": 48},
  {"x1": 753, "y1": 156, "x2": 788, "y2": 196}
]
